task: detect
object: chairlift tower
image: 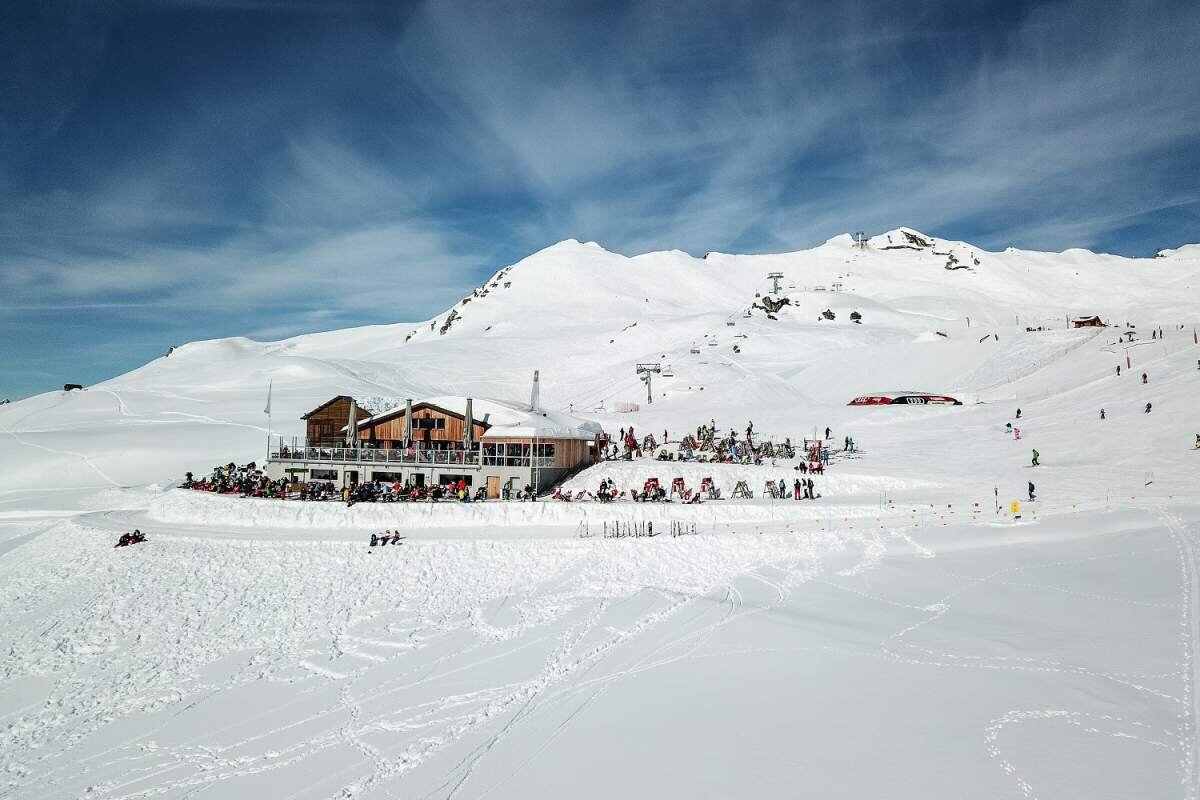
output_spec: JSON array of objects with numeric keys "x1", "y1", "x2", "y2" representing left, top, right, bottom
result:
[
  {"x1": 636, "y1": 363, "x2": 662, "y2": 404},
  {"x1": 854, "y1": 231, "x2": 868, "y2": 250},
  {"x1": 767, "y1": 272, "x2": 784, "y2": 294}
]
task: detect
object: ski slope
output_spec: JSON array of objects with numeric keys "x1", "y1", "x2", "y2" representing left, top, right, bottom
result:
[{"x1": 1, "y1": 228, "x2": 1199, "y2": 799}]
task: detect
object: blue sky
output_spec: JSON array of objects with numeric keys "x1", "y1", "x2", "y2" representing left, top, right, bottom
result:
[{"x1": 2, "y1": 0, "x2": 1199, "y2": 400}]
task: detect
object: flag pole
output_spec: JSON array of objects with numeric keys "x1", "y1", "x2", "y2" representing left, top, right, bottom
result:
[{"x1": 263, "y1": 378, "x2": 273, "y2": 459}]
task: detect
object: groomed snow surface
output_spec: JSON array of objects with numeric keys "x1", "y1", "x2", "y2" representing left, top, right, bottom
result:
[{"x1": 2, "y1": 229, "x2": 1200, "y2": 798}]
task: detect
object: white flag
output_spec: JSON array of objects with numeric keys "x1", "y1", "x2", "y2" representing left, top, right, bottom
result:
[{"x1": 263, "y1": 379, "x2": 272, "y2": 415}]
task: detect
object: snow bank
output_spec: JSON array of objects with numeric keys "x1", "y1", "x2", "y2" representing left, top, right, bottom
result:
[{"x1": 147, "y1": 489, "x2": 890, "y2": 530}]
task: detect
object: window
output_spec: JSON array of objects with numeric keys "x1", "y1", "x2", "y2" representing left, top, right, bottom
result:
[
  {"x1": 413, "y1": 418, "x2": 446, "y2": 430},
  {"x1": 311, "y1": 468, "x2": 337, "y2": 480}
]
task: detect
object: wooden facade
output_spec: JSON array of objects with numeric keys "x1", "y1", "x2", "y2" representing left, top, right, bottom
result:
[
  {"x1": 1072, "y1": 316, "x2": 1105, "y2": 328},
  {"x1": 303, "y1": 396, "x2": 356, "y2": 445},
  {"x1": 356, "y1": 403, "x2": 489, "y2": 446}
]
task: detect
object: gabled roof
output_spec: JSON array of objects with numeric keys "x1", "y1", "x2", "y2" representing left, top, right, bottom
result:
[
  {"x1": 302, "y1": 395, "x2": 353, "y2": 419},
  {"x1": 346, "y1": 396, "x2": 603, "y2": 441}
]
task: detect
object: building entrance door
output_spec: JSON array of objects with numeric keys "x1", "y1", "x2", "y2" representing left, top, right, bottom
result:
[{"x1": 486, "y1": 475, "x2": 500, "y2": 499}]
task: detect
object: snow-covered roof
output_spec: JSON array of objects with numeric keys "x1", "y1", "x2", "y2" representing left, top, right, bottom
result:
[{"x1": 349, "y1": 395, "x2": 602, "y2": 441}]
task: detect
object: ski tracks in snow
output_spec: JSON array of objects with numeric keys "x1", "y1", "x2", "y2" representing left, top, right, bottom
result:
[{"x1": 875, "y1": 511, "x2": 1196, "y2": 799}]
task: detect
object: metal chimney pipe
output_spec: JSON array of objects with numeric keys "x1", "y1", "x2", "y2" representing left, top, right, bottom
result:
[{"x1": 530, "y1": 370, "x2": 540, "y2": 413}]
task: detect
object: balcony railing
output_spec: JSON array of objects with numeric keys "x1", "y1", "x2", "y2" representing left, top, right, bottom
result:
[
  {"x1": 269, "y1": 438, "x2": 556, "y2": 469},
  {"x1": 271, "y1": 446, "x2": 481, "y2": 466}
]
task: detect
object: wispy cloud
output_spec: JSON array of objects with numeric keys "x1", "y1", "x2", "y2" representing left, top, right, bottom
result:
[{"x1": 2, "y1": 0, "x2": 1198, "y2": 398}]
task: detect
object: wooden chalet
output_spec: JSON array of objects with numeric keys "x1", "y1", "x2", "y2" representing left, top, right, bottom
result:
[
  {"x1": 1072, "y1": 316, "x2": 1106, "y2": 328},
  {"x1": 268, "y1": 394, "x2": 603, "y2": 498},
  {"x1": 302, "y1": 395, "x2": 357, "y2": 446}
]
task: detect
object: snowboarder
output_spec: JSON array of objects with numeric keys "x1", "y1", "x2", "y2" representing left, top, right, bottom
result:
[
  {"x1": 1145, "y1": 402, "x2": 1152, "y2": 414},
  {"x1": 1015, "y1": 408, "x2": 1022, "y2": 419},
  {"x1": 370, "y1": 533, "x2": 379, "y2": 547},
  {"x1": 1031, "y1": 449, "x2": 1040, "y2": 467},
  {"x1": 1142, "y1": 372, "x2": 1148, "y2": 384},
  {"x1": 1100, "y1": 408, "x2": 1106, "y2": 420},
  {"x1": 115, "y1": 532, "x2": 131, "y2": 548},
  {"x1": 1005, "y1": 422, "x2": 1012, "y2": 434},
  {"x1": 1028, "y1": 481, "x2": 1036, "y2": 501},
  {"x1": 825, "y1": 426, "x2": 832, "y2": 440}
]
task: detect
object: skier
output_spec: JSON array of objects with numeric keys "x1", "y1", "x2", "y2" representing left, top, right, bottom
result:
[
  {"x1": 1145, "y1": 402, "x2": 1152, "y2": 414},
  {"x1": 1028, "y1": 481, "x2": 1036, "y2": 501},
  {"x1": 825, "y1": 426, "x2": 831, "y2": 440},
  {"x1": 1100, "y1": 408, "x2": 1106, "y2": 420},
  {"x1": 1031, "y1": 449, "x2": 1040, "y2": 467},
  {"x1": 778, "y1": 478, "x2": 786, "y2": 498},
  {"x1": 1116, "y1": 365, "x2": 1121, "y2": 376},
  {"x1": 1142, "y1": 372, "x2": 1148, "y2": 384}
]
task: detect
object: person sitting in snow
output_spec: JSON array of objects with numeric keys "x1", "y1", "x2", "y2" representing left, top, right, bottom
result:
[
  {"x1": 115, "y1": 532, "x2": 132, "y2": 548},
  {"x1": 1145, "y1": 402, "x2": 1152, "y2": 414}
]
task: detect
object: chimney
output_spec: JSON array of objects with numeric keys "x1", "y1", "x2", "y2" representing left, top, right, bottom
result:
[
  {"x1": 403, "y1": 398, "x2": 413, "y2": 448},
  {"x1": 530, "y1": 370, "x2": 540, "y2": 413},
  {"x1": 464, "y1": 397, "x2": 474, "y2": 450}
]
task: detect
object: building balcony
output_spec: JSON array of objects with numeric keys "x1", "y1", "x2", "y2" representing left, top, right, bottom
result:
[{"x1": 268, "y1": 439, "x2": 554, "y2": 469}]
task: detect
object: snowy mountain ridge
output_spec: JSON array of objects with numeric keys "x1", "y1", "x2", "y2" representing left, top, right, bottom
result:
[{"x1": 0, "y1": 226, "x2": 1196, "y2": 495}]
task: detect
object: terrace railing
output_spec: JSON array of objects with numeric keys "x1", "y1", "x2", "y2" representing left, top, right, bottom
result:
[
  {"x1": 270, "y1": 444, "x2": 481, "y2": 466},
  {"x1": 269, "y1": 438, "x2": 556, "y2": 469}
]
